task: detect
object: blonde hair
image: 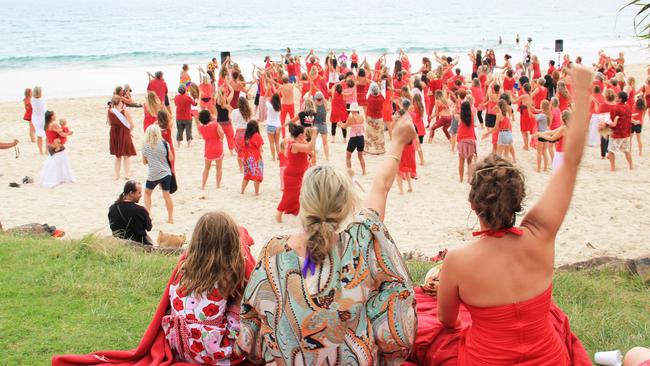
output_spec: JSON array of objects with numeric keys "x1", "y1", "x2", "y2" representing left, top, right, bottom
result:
[
  {"x1": 299, "y1": 166, "x2": 358, "y2": 267},
  {"x1": 33, "y1": 86, "x2": 42, "y2": 99},
  {"x1": 145, "y1": 91, "x2": 160, "y2": 116},
  {"x1": 303, "y1": 97, "x2": 316, "y2": 114},
  {"x1": 144, "y1": 124, "x2": 162, "y2": 147},
  {"x1": 178, "y1": 212, "x2": 245, "y2": 299}
]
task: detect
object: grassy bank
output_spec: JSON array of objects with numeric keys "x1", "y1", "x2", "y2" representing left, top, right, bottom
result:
[{"x1": 1, "y1": 234, "x2": 648, "y2": 364}]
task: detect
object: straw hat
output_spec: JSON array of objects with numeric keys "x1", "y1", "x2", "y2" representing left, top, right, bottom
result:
[{"x1": 347, "y1": 102, "x2": 360, "y2": 112}]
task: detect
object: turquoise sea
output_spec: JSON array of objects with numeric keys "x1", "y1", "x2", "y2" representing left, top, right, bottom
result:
[{"x1": 0, "y1": 0, "x2": 647, "y2": 101}]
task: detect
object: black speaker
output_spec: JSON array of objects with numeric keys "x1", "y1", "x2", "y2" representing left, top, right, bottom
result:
[
  {"x1": 220, "y1": 51, "x2": 231, "y2": 64},
  {"x1": 555, "y1": 40, "x2": 563, "y2": 53}
]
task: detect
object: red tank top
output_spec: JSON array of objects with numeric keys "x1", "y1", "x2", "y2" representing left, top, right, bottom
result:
[
  {"x1": 499, "y1": 116, "x2": 512, "y2": 131},
  {"x1": 46, "y1": 129, "x2": 59, "y2": 144}
]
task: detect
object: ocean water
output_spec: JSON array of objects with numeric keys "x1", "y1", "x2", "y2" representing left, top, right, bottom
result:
[{"x1": 0, "y1": 0, "x2": 647, "y2": 101}]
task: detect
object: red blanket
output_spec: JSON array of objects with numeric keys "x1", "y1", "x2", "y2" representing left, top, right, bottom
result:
[
  {"x1": 52, "y1": 227, "x2": 257, "y2": 366},
  {"x1": 402, "y1": 287, "x2": 591, "y2": 366}
]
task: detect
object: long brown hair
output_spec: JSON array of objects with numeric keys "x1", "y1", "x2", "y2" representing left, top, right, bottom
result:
[
  {"x1": 237, "y1": 96, "x2": 252, "y2": 120},
  {"x1": 179, "y1": 212, "x2": 245, "y2": 299},
  {"x1": 145, "y1": 91, "x2": 160, "y2": 116}
]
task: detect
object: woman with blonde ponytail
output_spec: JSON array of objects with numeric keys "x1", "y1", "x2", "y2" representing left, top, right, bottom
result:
[{"x1": 237, "y1": 113, "x2": 418, "y2": 366}]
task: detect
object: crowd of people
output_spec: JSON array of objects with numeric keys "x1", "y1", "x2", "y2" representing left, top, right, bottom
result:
[{"x1": 7, "y1": 45, "x2": 647, "y2": 365}]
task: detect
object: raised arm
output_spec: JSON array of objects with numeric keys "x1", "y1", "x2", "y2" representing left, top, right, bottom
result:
[
  {"x1": 521, "y1": 66, "x2": 592, "y2": 240},
  {"x1": 364, "y1": 113, "x2": 416, "y2": 220}
]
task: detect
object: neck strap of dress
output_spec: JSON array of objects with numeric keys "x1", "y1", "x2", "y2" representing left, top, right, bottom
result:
[{"x1": 472, "y1": 227, "x2": 523, "y2": 238}]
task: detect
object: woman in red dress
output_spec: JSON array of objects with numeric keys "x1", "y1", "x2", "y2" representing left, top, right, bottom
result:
[
  {"x1": 156, "y1": 110, "x2": 175, "y2": 171},
  {"x1": 275, "y1": 124, "x2": 317, "y2": 223},
  {"x1": 404, "y1": 67, "x2": 594, "y2": 366},
  {"x1": 23, "y1": 88, "x2": 35, "y2": 142},
  {"x1": 143, "y1": 91, "x2": 160, "y2": 133},
  {"x1": 329, "y1": 83, "x2": 348, "y2": 142},
  {"x1": 108, "y1": 96, "x2": 136, "y2": 180}
]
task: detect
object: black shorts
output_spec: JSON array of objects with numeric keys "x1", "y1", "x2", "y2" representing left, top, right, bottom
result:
[
  {"x1": 347, "y1": 136, "x2": 365, "y2": 152},
  {"x1": 538, "y1": 137, "x2": 551, "y2": 143},
  {"x1": 164, "y1": 95, "x2": 170, "y2": 106},
  {"x1": 146, "y1": 175, "x2": 172, "y2": 191},
  {"x1": 351, "y1": 62, "x2": 358, "y2": 69},
  {"x1": 254, "y1": 93, "x2": 260, "y2": 106},
  {"x1": 418, "y1": 135, "x2": 424, "y2": 144},
  {"x1": 485, "y1": 114, "x2": 497, "y2": 128},
  {"x1": 632, "y1": 124, "x2": 642, "y2": 134}
]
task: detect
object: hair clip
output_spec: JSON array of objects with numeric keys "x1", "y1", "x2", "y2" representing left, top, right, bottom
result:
[{"x1": 473, "y1": 165, "x2": 517, "y2": 176}]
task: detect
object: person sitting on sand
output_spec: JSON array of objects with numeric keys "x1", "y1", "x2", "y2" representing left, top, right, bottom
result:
[
  {"x1": 108, "y1": 180, "x2": 153, "y2": 246},
  {"x1": 238, "y1": 114, "x2": 417, "y2": 365},
  {"x1": 0, "y1": 139, "x2": 19, "y2": 150},
  {"x1": 404, "y1": 66, "x2": 594, "y2": 366},
  {"x1": 120, "y1": 84, "x2": 142, "y2": 108}
]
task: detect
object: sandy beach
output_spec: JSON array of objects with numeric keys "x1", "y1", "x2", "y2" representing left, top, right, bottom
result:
[{"x1": 0, "y1": 64, "x2": 648, "y2": 266}]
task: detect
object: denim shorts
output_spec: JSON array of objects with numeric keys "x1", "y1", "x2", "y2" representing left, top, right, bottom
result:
[
  {"x1": 449, "y1": 117, "x2": 459, "y2": 135},
  {"x1": 314, "y1": 122, "x2": 328, "y2": 135},
  {"x1": 146, "y1": 175, "x2": 171, "y2": 191},
  {"x1": 498, "y1": 130, "x2": 513, "y2": 145},
  {"x1": 267, "y1": 125, "x2": 279, "y2": 134}
]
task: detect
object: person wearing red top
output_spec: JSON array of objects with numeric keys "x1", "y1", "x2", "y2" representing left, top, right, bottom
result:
[
  {"x1": 108, "y1": 96, "x2": 136, "y2": 180},
  {"x1": 513, "y1": 83, "x2": 533, "y2": 150},
  {"x1": 330, "y1": 83, "x2": 349, "y2": 142},
  {"x1": 143, "y1": 91, "x2": 161, "y2": 132},
  {"x1": 556, "y1": 81, "x2": 572, "y2": 111},
  {"x1": 22, "y1": 88, "x2": 35, "y2": 143},
  {"x1": 631, "y1": 97, "x2": 646, "y2": 155},
  {"x1": 456, "y1": 101, "x2": 476, "y2": 182},
  {"x1": 547, "y1": 60, "x2": 556, "y2": 76},
  {"x1": 606, "y1": 92, "x2": 633, "y2": 171},
  {"x1": 597, "y1": 89, "x2": 618, "y2": 159},
  {"x1": 355, "y1": 69, "x2": 370, "y2": 111},
  {"x1": 531, "y1": 78, "x2": 548, "y2": 109},
  {"x1": 197, "y1": 110, "x2": 225, "y2": 189},
  {"x1": 366, "y1": 82, "x2": 386, "y2": 154},
  {"x1": 588, "y1": 85, "x2": 605, "y2": 146},
  {"x1": 156, "y1": 110, "x2": 175, "y2": 171},
  {"x1": 350, "y1": 50, "x2": 359, "y2": 70},
  {"x1": 406, "y1": 67, "x2": 593, "y2": 366},
  {"x1": 174, "y1": 85, "x2": 196, "y2": 148},
  {"x1": 276, "y1": 124, "x2": 317, "y2": 223},
  {"x1": 241, "y1": 121, "x2": 264, "y2": 195},
  {"x1": 483, "y1": 100, "x2": 516, "y2": 163},
  {"x1": 531, "y1": 55, "x2": 542, "y2": 79},
  {"x1": 470, "y1": 78, "x2": 485, "y2": 126},
  {"x1": 428, "y1": 73, "x2": 444, "y2": 116},
  {"x1": 147, "y1": 71, "x2": 169, "y2": 112}
]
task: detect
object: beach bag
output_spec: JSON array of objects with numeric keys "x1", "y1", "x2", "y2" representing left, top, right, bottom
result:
[{"x1": 163, "y1": 142, "x2": 178, "y2": 194}]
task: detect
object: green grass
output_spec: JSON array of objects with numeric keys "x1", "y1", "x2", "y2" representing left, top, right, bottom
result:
[{"x1": 0, "y1": 234, "x2": 648, "y2": 364}]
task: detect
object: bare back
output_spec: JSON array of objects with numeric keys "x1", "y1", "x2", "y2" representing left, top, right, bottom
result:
[{"x1": 449, "y1": 228, "x2": 554, "y2": 307}]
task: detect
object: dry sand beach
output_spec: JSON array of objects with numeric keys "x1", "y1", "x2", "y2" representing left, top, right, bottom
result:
[{"x1": 0, "y1": 64, "x2": 648, "y2": 266}]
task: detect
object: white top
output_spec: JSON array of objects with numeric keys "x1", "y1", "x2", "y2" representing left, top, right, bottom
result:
[
  {"x1": 266, "y1": 101, "x2": 281, "y2": 127},
  {"x1": 31, "y1": 98, "x2": 47, "y2": 126},
  {"x1": 328, "y1": 71, "x2": 339, "y2": 84},
  {"x1": 231, "y1": 109, "x2": 248, "y2": 130},
  {"x1": 142, "y1": 140, "x2": 172, "y2": 181}
]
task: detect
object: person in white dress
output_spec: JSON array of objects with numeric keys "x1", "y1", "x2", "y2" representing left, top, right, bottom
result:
[
  {"x1": 31, "y1": 86, "x2": 47, "y2": 155},
  {"x1": 40, "y1": 110, "x2": 76, "y2": 188}
]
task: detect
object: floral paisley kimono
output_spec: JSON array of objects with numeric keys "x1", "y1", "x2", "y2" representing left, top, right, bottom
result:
[{"x1": 236, "y1": 208, "x2": 416, "y2": 365}]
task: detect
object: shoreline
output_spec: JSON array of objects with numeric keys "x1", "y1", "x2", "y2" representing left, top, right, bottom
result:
[{"x1": 0, "y1": 48, "x2": 647, "y2": 102}]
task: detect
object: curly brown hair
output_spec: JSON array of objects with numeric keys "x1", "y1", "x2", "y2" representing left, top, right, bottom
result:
[{"x1": 469, "y1": 154, "x2": 526, "y2": 231}]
